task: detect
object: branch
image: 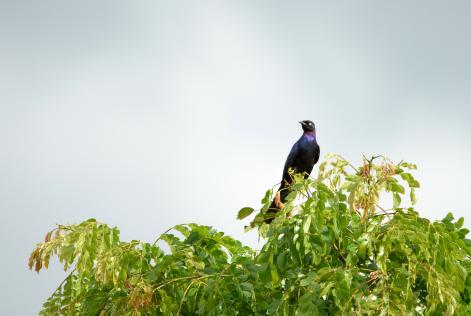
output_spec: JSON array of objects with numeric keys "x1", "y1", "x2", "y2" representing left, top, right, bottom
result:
[
  {"x1": 154, "y1": 273, "x2": 231, "y2": 290},
  {"x1": 152, "y1": 224, "x2": 190, "y2": 246}
]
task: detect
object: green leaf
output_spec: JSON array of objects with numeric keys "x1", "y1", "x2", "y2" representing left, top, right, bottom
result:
[
  {"x1": 410, "y1": 188, "x2": 417, "y2": 205},
  {"x1": 300, "y1": 272, "x2": 317, "y2": 287},
  {"x1": 400, "y1": 173, "x2": 420, "y2": 188},
  {"x1": 270, "y1": 261, "x2": 279, "y2": 286},
  {"x1": 358, "y1": 240, "x2": 367, "y2": 258},
  {"x1": 261, "y1": 189, "x2": 273, "y2": 206},
  {"x1": 267, "y1": 298, "x2": 282, "y2": 314},
  {"x1": 173, "y1": 224, "x2": 190, "y2": 237},
  {"x1": 185, "y1": 231, "x2": 201, "y2": 244},
  {"x1": 276, "y1": 252, "x2": 287, "y2": 271},
  {"x1": 303, "y1": 216, "x2": 312, "y2": 234},
  {"x1": 393, "y1": 193, "x2": 401, "y2": 208},
  {"x1": 390, "y1": 182, "x2": 405, "y2": 194},
  {"x1": 296, "y1": 292, "x2": 317, "y2": 315},
  {"x1": 237, "y1": 207, "x2": 254, "y2": 220},
  {"x1": 442, "y1": 212, "x2": 454, "y2": 223},
  {"x1": 82, "y1": 289, "x2": 106, "y2": 315}
]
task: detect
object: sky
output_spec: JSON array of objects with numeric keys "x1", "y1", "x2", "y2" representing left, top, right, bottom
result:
[{"x1": 1, "y1": 1, "x2": 470, "y2": 314}]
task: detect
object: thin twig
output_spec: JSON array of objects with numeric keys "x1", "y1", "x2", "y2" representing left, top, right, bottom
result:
[
  {"x1": 332, "y1": 243, "x2": 346, "y2": 264},
  {"x1": 152, "y1": 224, "x2": 190, "y2": 246},
  {"x1": 50, "y1": 268, "x2": 76, "y2": 295},
  {"x1": 154, "y1": 274, "x2": 230, "y2": 290},
  {"x1": 376, "y1": 204, "x2": 394, "y2": 220},
  {"x1": 177, "y1": 281, "x2": 194, "y2": 315}
]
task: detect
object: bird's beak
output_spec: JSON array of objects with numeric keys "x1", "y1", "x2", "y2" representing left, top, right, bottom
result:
[{"x1": 299, "y1": 121, "x2": 303, "y2": 125}]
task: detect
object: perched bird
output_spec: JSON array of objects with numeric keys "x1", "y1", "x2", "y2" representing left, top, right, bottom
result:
[{"x1": 265, "y1": 120, "x2": 320, "y2": 223}]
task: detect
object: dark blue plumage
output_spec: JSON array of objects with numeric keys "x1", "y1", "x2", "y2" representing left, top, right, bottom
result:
[{"x1": 266, "y1": 120, "x2": 320, "y2": 223}]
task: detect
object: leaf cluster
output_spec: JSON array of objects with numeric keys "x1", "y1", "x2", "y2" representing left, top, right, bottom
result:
[{"x1": 30, "y1": 155, "x2": 471, "y2": 315}]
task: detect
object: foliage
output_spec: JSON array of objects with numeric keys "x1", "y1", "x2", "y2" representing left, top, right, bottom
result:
[{"x1": 29, "y1": 154, "x2": 471, "y2": 315}]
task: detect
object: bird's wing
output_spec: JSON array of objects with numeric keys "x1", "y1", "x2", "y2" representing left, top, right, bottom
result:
[
  {"x1": 282, "y1": 142, "x2": 299, "y2": 179},
  {"x1": 313, "y1": 143, "x2": 320, "y2": 165}
]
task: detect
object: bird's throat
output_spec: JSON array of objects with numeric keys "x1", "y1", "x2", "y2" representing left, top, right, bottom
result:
[{"x1": 304, "y1": 131, "x2": 316, "y2": 141}]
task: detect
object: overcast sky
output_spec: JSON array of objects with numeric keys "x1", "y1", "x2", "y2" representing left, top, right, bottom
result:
[{"x1": 1, "y1": 1, "x2": 470, "y2": 314}]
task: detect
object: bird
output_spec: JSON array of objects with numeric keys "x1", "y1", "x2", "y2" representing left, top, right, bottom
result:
[{"x1": 265, "y1": 120, "x2": 320, "y2": 223}]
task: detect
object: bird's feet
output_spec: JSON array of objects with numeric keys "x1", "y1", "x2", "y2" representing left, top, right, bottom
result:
[{"x1": 274, "y1": 191, "x2": 285, "y2": 209}]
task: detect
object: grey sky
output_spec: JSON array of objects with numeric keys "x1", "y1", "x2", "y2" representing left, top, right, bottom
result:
[{"x1": 1, "y1": 1, "x2": 470, "y2": 314}]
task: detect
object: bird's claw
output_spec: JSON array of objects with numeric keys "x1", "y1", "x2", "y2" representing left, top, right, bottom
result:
[{"x1": 274, "y1": 191, "x2": 285, "y2": 209}]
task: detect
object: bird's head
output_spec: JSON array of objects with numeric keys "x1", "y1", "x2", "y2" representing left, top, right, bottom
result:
[{"x1": 299, "y1": 120, "x2": 316, "y2": 133}]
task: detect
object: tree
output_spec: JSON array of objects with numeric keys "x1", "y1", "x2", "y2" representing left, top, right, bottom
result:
[{"x1": 29, "y1": 154, "x2": 471, "y2": 315}]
